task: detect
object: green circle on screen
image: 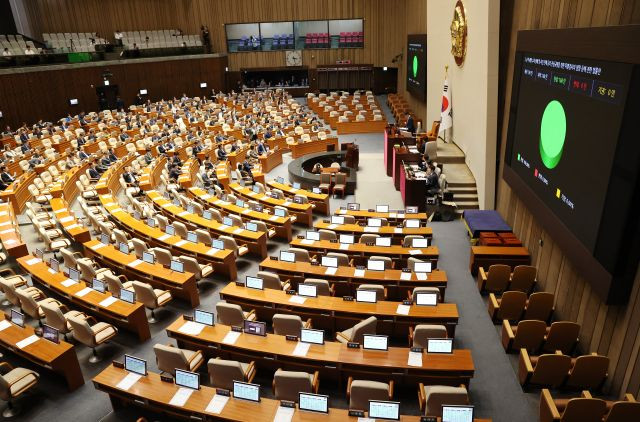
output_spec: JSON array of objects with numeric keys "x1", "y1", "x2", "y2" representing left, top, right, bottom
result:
[
  {"x1": 539, "y1": 100, "x2": 566, "y2": 169},
  {"x1": 412, "y1": 56, "x2": 418, "y2": 78}
]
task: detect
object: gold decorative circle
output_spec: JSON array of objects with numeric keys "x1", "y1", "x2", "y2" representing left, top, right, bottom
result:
[{"x1": 450, "y1": 0, "x2": 467, "y2": 66}]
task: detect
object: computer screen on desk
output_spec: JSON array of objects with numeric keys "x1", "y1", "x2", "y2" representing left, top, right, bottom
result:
[
  {"x1": 10, "y1": 309, "x2": 24, "y2": 327},
  {"x1": 331, "y1": 215, "x2": 344, "y2": 225},
  {"x1": 186, "y1": 204, "x2": 194, "y2": 214},
  {"x1": 356, "y1": 289, "x2": 377, "y2": 303},
  {"x1": 298, "y1": 283, "x2": 317, "y2": 298},
  {"x1": 293, "y1": 182, "x2": 301, "y2": 189},
  {"x1": 306, "y1": 231, "x2": 320, "y2": 241},
  {"x1": 119, "y1": 242, "x2": 129, "y2": 254},
  {"x1": 340, "y1": 234, "x2": 354, "y2": 244},
  {"x1": 42, "y1": 324, "x2": 59, "y2": 343},
  {"x1": 274, "y1": 208, "x2": 286, "y2": 217},
  {"x1": 212, "y1": 239, "x2": 225, "y2": 250},
  {"x1": 187, "y1": 232, "x2": 198, "y2": 243},
  {"x1": 243, "y1": 320, "x2": 266, "y2": 336},
  {"x1": 376, "y1": 205, "x2": 389, "y2": 213},
  {"x1": 35, "y1": 248, "x2": 43, "y2": 260},
  {"x1": 299, "y1": 393, "x2": 329, "y2": 413},
  {"x1": 165, "y1": 225, "x2": 175, "y2": 235},
  {"x1": 442, "y1": 405, "x2": 474, "y2": 422},
  {"x1": 170, "y1": 260, "x2": 184, "y2": 273},
  {"x1": 363, "y1": 334, "x2": 388, "y2": 351},
  {"x1": 280, "y1": 251, "x2": 295, "y2": 262},
  {"x1": 175, "y1": 369, "x2": 200, "y2": 390},
  {"x1": 194, "y1": 309, "x2": 214, "y2": 326},
  {"x1": 415, "y1": 291, "x2": 438, "y2": 306},
  {"x1": 347, "y1": 202, "x2": 360, "y2": 210},
  {"x1": 300, "y1": 328, "x2": 324, "y2": 345},
  {"x1": 100, "y1": 233, "x2": 110, "y2": 244},
  {"x1": 234, "y1": 381, "x2": 260, "y2": 402},
  {"x1": 92, "y1": 278, "x2": 105, "y2": 293},
  {"x1": 412, "y1": 238, "x2": 429, "y2": 248},
  {"x1": 119, "y1": 289, "x2": 135, "y2": 304},
  {"x1": 405, "y1": 206, "x2": 418, "y2": 214},
  {"x1": 375, "y1": 237, "x2": 391, "y2": 247},
  {"x1": 405, "y1": 219, "x2": 420, "y2": 228},
  {"x1": 124, "y1": 355, "x2": 147, "y2": 376},
  {"x1": 68, "y1": 267, "x2": 79, "y2": 281},
  {"x1": 202, "y1": 210, "x2": 212, "y2": 220},
  {"x1": 276, "y1": 177, "x2": 285, "y2": 184},
  {"x1": 252, "y1": 185, "x2": 260, "y2": 194},
  {"x1": 223, "y1": 217, "x2": 233, "y2": 226},
  {"x1": 235, "y1": 199, "x2": 244, "y2": 208},
  {"x1": 245, "y1": 222, "x2": 258, "y2": 232},
  {"x1": 246, "y1": 276, "x2": 264, "y2": 290},
  {"x1": 414, "y1": 261, "x2": 432, "y2": 273},
  {"x1": 367, "y1": 259, "x2": 385, "y2": 271},
  {"x1": 369, "y1": 400, "x2": 400, "y2": 420},
  {"x1": 427, "y1": 338, "x2": 454, "y2": 354},
  {"x1": 147, "y1": 217, "x2": 156, "y2": 227},
  {"x1": 312, "y1": 187, "x2": 321, "y2": 194},
  {"x1": 367, "y1": 218, "x2": 382, "y2": 227},
  {"x1": 142, "y1": 251, "x2": 155, "y2": 264},
  {"x1": 321, "y1": 256, "x2": 338, "y2": 268}
]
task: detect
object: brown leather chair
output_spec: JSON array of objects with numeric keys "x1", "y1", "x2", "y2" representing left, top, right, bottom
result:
[
  {"x1": 318, "y1": 173, "x2": 332, "y2": 194},
  {"x1": 408, "y1": 324, "x2": 448, "y2": 349},
  {"x1": 303, "y1": 278, "x2": 334, "y2": 296},
  {"x1": 272, "y1": 314, "x2": 311, "y2": 337},
  {"x1": 508, "y1": 265, "x2": 537, "y2": 293},
  {"x1": 257, "y1": 271, "x2": 290, "y2": 291},
  {"x1": 333, "y1": 173, "x2": 346, "y2": 198},
  {"x1": 488, "y1": 290, "x2": 527, "y2": 323},
  {"x1": 565, "y1": 353, "x2": 609, "y2": 390},
  {"x1": 502, "y1": 319, "x2": 547, "y2": 353},
  {"x1": 0, "y1": 362, "x2": 39, "y2": 418},
  {"x1": 131, "y1": 281, "x2": 172, "y2": 323},
  {"x1": 477, "y1": 264, "x2": 511, "y2": 294},
  {"x1": 519, "y1": 349, "x2": 572, "y2": 389},
  {"x1": 347, "y1": 377, "x2": 393, "y2": 411},
  {"x1": 542, "y1": 321, "x2": 580, "y2": 354},
  {"x1": 523, "y1": 292, "x2": 555, "y2": 322},
  {"x1": 207, "y1": 358, "x2": 256, "y2": 390},
  {"x1": 602, "y1": 394, "x2": 640, "y2": 422},
  {"x1": 357, "y1": 284, "x2": 387, "y2": 301},
  {"x1": 418, "y1": 384, "x2": 469, "y2": 417},
  {"x1": 539, "y1": 389, "x2": 606, "y2": 422},
  {"x1": 336, "y1": 316, "x2": 377, "y2": 344},
  {"x1": 272, "y1": 369, "x2": 319, "y2": 402},
  {"x1": 153, "y1": 343, "x2": 204, "y2": 376},
  {"x1": 216, "y1": 302, "x2": 256, "y2": 327},
  {"x1": 68, "y1": 314, "x2": 118, "y2": 363}
]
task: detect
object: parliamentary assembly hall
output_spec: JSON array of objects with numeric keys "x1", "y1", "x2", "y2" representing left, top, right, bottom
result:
[{"x1": 0, "y1": 1, "x2": 638, "y2": 421}]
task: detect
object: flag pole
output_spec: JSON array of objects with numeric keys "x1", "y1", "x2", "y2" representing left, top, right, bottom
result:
[{"x1": 439, "y1": 65, "x2": 449, "y2": 143}]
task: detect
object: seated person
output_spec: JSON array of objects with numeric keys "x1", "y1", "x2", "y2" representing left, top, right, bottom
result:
[
  {"x1": 237, "y1": 163, "x2": 254, "y2": 183},
  {"x1": 312, "y1": 163, "x2": 323, "y2": 174},
  {"x1": 216, "y1": 145, "x2": 227, "y2": 160},
  {"x1": 425, "y1": 164, "x2": 439, "y2": 195}
]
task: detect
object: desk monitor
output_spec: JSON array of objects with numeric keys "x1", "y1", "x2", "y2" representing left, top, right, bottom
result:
[
  {"x1": 299, "y1": 393, "x2": 329, "y2": 413},
  {"x1": 243, "y1": 320, "x2": 266, "y2": 336},
  {"x1": 175, "y1": 369, "x2": 200, "y2": 390},
  {"x1": 356, "y1": 289, "x2": 377, "y2": 303},
  {"x1": 124, "y1": 354, "x2": 147, "y2": 376},
  {"x1": 293, "y1": 195, "x2": 304, "y2": 204},
  {"x1": 347, "y1": 202, "x2": 360, "y2": 211},
  {"x1": 411, "y1": 238, "x2": 429, "y2": 248},
  {"x1": 133, "y1": 210, "x2": 141, "y2": 220},
  {"x1": 100, "y1": 233, "x2": 110, "y2": 245},
  {"x1": 415, "y1": 292, "x2": 438, "y2": 306},
  {"x1": 369, "y1": 400, "x2": 400, "y2": 421},
  {"x1": 119, "y1": 288, "x2": 135, "y2": 304},
  {"x1": 194, "y1": 309, "x2": 214, "y2": 326},
  {"x1": 170, "y1": 260, "x2": 184, "y2": 273},
  {"x1": 367, "y1": 259, "x2": 385, "y2": 271},
  {"x1": 203, "y1": 210, "x2": 212, "y2": 220},
  {"x1": 147, "y1": 217, "x2": 156, "y2": 227},
  {"x1": 246, "y1": 276, "x2": 264, "y2": 290},
  {"x1": 212, "y1": 239, "x2": 225, "y2": 250},
  {"x1": 223, "y1": 216, "x2": 233, "y2": 227},
  {"x1": 321, "y1": 256, "x2": 338, "y2": 268},
  {"x1": 274, "y1": 208, "x2": 286, "y2": 217},
  {"x1": 186, "y1": 204, "x2": 195, "y2": 214},
  {"x1": 280, "y1": 251, "x2": 295, "y2": 263},
  {"x1": 298, "y1": 283, "x2": 317, "y2": 298},
  {"x1": 276, "y1": 177, "x2": 285, "y2": 184},
  {"x1": 34, "y1": 248, "x2": 44, "y2": 261},
  {"x1": 235, "y1": 199, "x2": 245, "y2": 208},
  {"x1": 68, "y1": 266, "x2": 79, "y2": 281},
  {"x1": 363, "y1": 334, "x2": 388, "y2": 351},
  {"x1": 405, "y1": 206, "x2": 418, "y2": 214},
  {"x1": 187, "y1": 231, "x2": 198, "y2": 243},
  {"x1": 427, "y1": 338, "x2": 454, "y2": 354},
  {"x1": 312, "y1": 187, "x2": 321, "y2": 194},
  {"x1": 252, "y1": 185, "x2": 260, "y2": 194},
  {"x1": 10, "y1": 309, "x2": 24, "y2": 327},
  {"x1": 50, "y1": 258, "x2": 60, "y2": 273},
  {"x1": 414, "y1": 261, "x2": 432, "y2": 273},
  {"x1": 271, "y1": 191, "x2": 280, "y2": 199},
  {"x1": 142, "y1": 251, "x2": 155, "y2": 264},
  {"x1": 245, "y1": 222, "x2": 258, "y2": 232},
  {"x1": 339, "y1": 234, "x2": 355, "y2": 244},
  {"x1": 293, "y1": 182, "x2": 301, "y2": 189},
  {"x1": 42, "y1": 324, "x2": 59, "y2": 343},
  {"x1": 306, "y1": 231, "x2": 320, "y2": 241},
  {"x1": 405, "y1": 219, "x2": 420, "y2": 228},
  {"x1": 376, "y1": 205, "x2": 389, "y2": 213},
  {"x1": 233, "y1": 381, "x2": 260, "y2": 402},
  {"x1": 300, "y1": 328, "x2": 324, "y2": 345},
  {"x1": 165, "y1": 225, "x2": 175, "y2": 236},
  {"x1": 172, "y1": 199, "x2": 180, "y2": 207},
  {"x1": 331, "y1": 215, "x2": 344, "y2": 225},
  {"x1": 375, "y1": 237, "x2": 391, "y2": 247},
  {"x1": 119, "y1": 242, "x2": 129, "y2": 255},
  {"x1": 442, "y1": 405, "x2": 474, "y2": 422},
  {"x1": 92, "y1": 278, "x2": 106, "y2": 293},
  {"x1": 367, "y1": 218, "x2": 382, "y2": 227}
]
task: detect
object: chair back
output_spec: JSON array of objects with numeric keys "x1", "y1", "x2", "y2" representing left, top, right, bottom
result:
[
  {"x1": 68, "y1": 314, "x2": 96, "y2": 347},
  {"x1": 403, "y1": 235, "x2": 424, "y2": 247},
  {"x1": 15, "y1": 289, "x2": 41, "y2": 319},
  {"x1": 303, "y1": 278, "x2": 331, "y2": 296},
  {"x1": 524, "y1": 292, "x2": 555, "y2": 322},
  {"x1": 60, "y1": 248, "x2": 78, "y2": 269},
  {"x1": 132, "y1": 238, "x2": 148, "y2": 258},
  {"x1": 208, "y1": 358, "x2": 246, "y2": 390},
  {"x1": 132, "y1": 281, "x2": 158, "y2": 308},
  {"x1": 320, "y1": 173, "x2": 331, "y2": 184},
  {"x1": 424, "y1": 385, "x2": 469, "y2": 417},
  {"x1": 41, "y1": 301, "x2": 70, "y2": 334},
  {"x1": 359, "y1": 234, "x2": 379, "y2": 244},
  {"x1": 103, "y1": 272, "x2": 126, "y2": 297},
  {"x1": 153, "y1": 344, "x2": 188, "y2": 375},
  {"x1": 273, "y1": 314, "x2": 303, "y2": 337},
  {"x1": 496, "y1": 291, "x2": 527, "y2": 321},
  {"x1": 349, "y1": 380, "x2": 390, "y2": 411},
  {"x1": 274, "y1": 369, "x2": 313, "y2": 402},
  {"x1": 543, "y1": 321, "x2": 580, "y2": 354},
  {"x1": 216, "y1": 302, "x2": 246, "y2": 327},
  {"x1": 173, "y1": 221, "x2": 188, "y2": 239},
  {"x1": 219, "y1": 236, "x2": 240, "y2": 257},
  {"x1": 369, "y1": 256, "x2": 392, "y2": 269},
  {"x1": 319, "y1": 229, "x2": 336, "y2": 241},
  {"x1": 113, "y1": 229, "x2": 129, "y2": 247},
  {"x1": 560, "y1": 398, "x2": 607, "y2": 422},
  {"x1": 513, "y1": 319, "x2": 548, "y2": 351},
  {"x1": 257, "y1": 271, "x2": 283, "y2": 290},
  {"x1": 326, "y1": 252, "x2": 349, "y2": 266},
  {"x1": 335, "y1": 173, "x2": 346, "y2": 184},
  {"x1": 0, "y1": 278, "x2": 21, "y2": 306},
  {"x1": 350, "y1": 316, "x2": 377, "y2": 344},
  {"x1": 412, "y1": 324, "x2": 448, "y2": 348},
  {"x1": 358, "y1": 284, "x2": 385, "y2": 301},
  {"x1": 485, "y1": 264, "x2": 511, "y2": 293},
  {"x1": 510, "y1": 265, "x2": 537, "y2": 293},
  {"x1": 179, "y1": 256, "x2": 202, "y2": 278},
  {"x1": 195, "y1": 229, "x2": 213, "y2": 245},
  {"x1": 0, "y1": 373, "x2": 11, "y2": 401},
  {"x1": 153, "y1": 247, "x2": 173, "y2": 266},
  {"x1": 605, "y1": 402, "x2": 640, "y2": 422},
  {"x1": 156, "y1": 214, "x2": 169, "y2": 230},
  {"x1": 566, "y1": 354, "x2": 609, "y2": 390},
  {"x1": 530, "y1": 354, "x2": 572, "y2": 387},
  {"x1": 77, "y1": 259, "x2": 97, "y2": 282},
  {"x1": 289, "y1": 248, "x2": 311, "y2": 262},
  {"x1": 411, "y1": 287, "x2": 441, "y2": 302}
]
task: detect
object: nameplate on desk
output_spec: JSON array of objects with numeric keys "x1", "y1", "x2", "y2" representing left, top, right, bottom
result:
[
  {"x1": 216, "y1": 388, "x2": 230, "y2": 397},
  {"x1": 218, "y1": 224, "x2": 230, "y2": 230},
  {"x1": 66, "y1": 223, "x2": 81, "y2": 230},
  {"x1": 235, "y1": 281, "x2": 245, "y2": 287},
  {"x1": 160, "y1": 375, "x2": 174, "y2": 383},
  {"x1": 0, "y1": 212, "x2": 7, "y2": 217},
  {"x1": 270, "y1": 256, "x2": 279, "y2": 261},
  {"x1": 161, "y1": 203, "x2": 172, "y2": 208},
  {"x1": 410, "y1": 347, "x2": 424, "y2": 353},
  {"x1": 285, "y1": 335, "x2": 298, "y2": 341},
  {"x1": 112, "y1": 361, "x2": 124, "y2": 369},
  {"x1": 343, "y1": 296, "x2": 354, "y2": 301},
  {"x1": 0, "y1": 221, "x2": 11, "y2": 227},
  {"x1": 347, "y1": 342, "x2": 360, "y2": 349},
  {"x1": 280, "y1": 400, "x2": 296, "y2": 409},
  {"x1": 421, "y1": 417, "x2": 437, "y2": 422},
  {"x1": 403, "y1": 300, "x2": 413, "y2": 306},
  {"x1": 349, "y1": 410, "x2": 365, "y2": 417}
]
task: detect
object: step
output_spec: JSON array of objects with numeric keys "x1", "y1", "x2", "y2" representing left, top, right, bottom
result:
[
  {"x1": 448, "y1": 187, "x2": 478, "y2": 195},
  {"x1": 451, "y1": 193, "x2": 478, "y2": 201}
]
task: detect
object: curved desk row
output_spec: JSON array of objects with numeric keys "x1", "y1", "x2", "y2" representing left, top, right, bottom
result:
[
  {"x1": 0, "y1": 202, "x2": 28, "y2": 258},
  {"x1": 313, "y1": 221, "x2": 433, "y2": 243},
  {"x1": 50, "y1": 198, "x2": 92, "y2": 244},
  {"x1": 336, "y1": 208, "x2": 429, "y2": 222},
  {"x1": 229, "y1": 183, "x2": 313, "y2": 227},
  {"x1": 266, "y1": 180, "x2": 330, "y2": 215}
]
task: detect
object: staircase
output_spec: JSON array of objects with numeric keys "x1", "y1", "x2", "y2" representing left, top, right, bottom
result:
[{"x1": 435, "y1": 141, "x2": 479, "y2": 212}]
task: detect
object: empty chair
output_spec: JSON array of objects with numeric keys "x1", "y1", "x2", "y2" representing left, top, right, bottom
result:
[
  {"x1": 60, "y1": 248, "x2": 82, "y2": 269},
  {"x1": 336, "y1": 316, "x2": 377, "y2": 344},
  {"x1": 102, "y1": 272, "x2": 134, "y2": 298},
  {"x1": 347, "y1": 377, "x2": 393, "y2": 411},
  {"x1": 273, "y1": 369, "x2": 319, "y2": 402},
  {"x1": 502, "y1": 319, "x2": 548, "y2": 353},
  {"x1": 523, "y1": 292, "x2": 554, "y2": 322},
  {"x1": 219, "y1": 235, "x2": 248, "y2": 257},
  {"x1": 326, "y1": 252, "x2": 350, "y2": 266},
  {"x1": 153, "y1": 343, "x2": 204, "y2": 376},
  {"x1": 179, "y1": 255, "x2": 213, "y2": 281},
  {"x1": 256, "y1": 271, "x2": 290, "y2": 291},
  {"x1": 369, "y1": 255, "x2": 392, "y2": 269},
  {"x1": 77, "y1": 259, "x2": 114, "y2": 282},
  {"x1": 113, "y1": 229, "x2": 134, "y2": 251},
  {"x1": 40, "y1": 301, "x2": 84, "y2": 341},
  {"x1": 508, "y1": 265, "x2": 537, "y2": 293},
  {"x1": 409, "y1": 286, "x2": 442, "y2": 302},
  {"x1": 150, "y1": 247, "x2": 172, "y2": 266},
  {"x1": 318, "y1": 173, "x2": 331, "y2": 194},
  {"x1": 249, "y1": 220, "x2": 275, "y2": 238},
  {"x1": 131, "y1": 281, "x2": 172, "y2": 323},
  {"x1": 565, "y1": 353, "x2": 609, "y2": 390},
  {"x1": 601, "y1": 394, "x2": 640, "y2": 422},
  {"x1": 477, "y1": 264, "x2": 511, "y2": 294},
  {"x1": 67, "y1": 314, "x2": 118, "y2": 363},
  {"x1": 418, "y1": 384, "x2": 469, "y2": 418},
  {"x1": 15, "y1": 289, "x2": 59, "y2": 324},
  {"x1": 409, "y1": 324, "x2": 448, "y2": 348},
  {"x1": 0, "y1": 271, "x2": 28, "y2": 305},
  {"x1": 357, "y1": 284, "x2": 386, "y2": 301},
  {"x1": 207, "y1": 358, "x2": 256, "y2": 390},
  {"x1": 288, "y1": 247, "x2": 313, "y2": 263},
  {"x1": 518, "y1": 350, "x2": 572, "y2": 388},
  {"x1": 542, "y1": 321, "x2": 580, "y2": 354},
  {"x1": 359, "y1": 234, "x2": 379, "y2": 244},
  {"x1": 539, "y1": 389, "x2": 606, "y2": 422},
  {"x1": 39, "y1": 226, "x2": 71, "y2": 254},
  {"x1": 173, "y1": 221, "x2": 188, "y2": 239},
  {"x1": 0, "y1": 279, "x2": 41, "y2": 308},
  {"x1": 333, "y1": 173, "x2": 346, "y2": 198},
  {"x1": 318, "y1": 229, "x2": 336, "y2": 241},
  {"x1": 131, "y1": 238, "x2": 148, "y2": 259},
  {"x1": 303, "y1": 278, "x2": 334, "y2": 296},
  {"x1": 403, "y1": 235, "x2": 425, "y2": 247},
  {"x1": 488, "y1": 290, "x2": 527, "y2": 323},
  {"x1": 272, "y1": 314, "x2": 311, "y2": 337},
  {"x1": 216, "y1": 301, "x2": 256, "y2": 327},
  {"x1": 195, "y1": 228, "x2": 213, "y2": 246},
  {"x1": 0, "y1": 363, "x2": 39, "y2": 418}
]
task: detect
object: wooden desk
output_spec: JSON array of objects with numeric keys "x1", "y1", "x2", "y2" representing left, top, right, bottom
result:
[
  {"x1": 313, "y1": 222, "x2": 432, "y2": 243},
  {"x1": 259, "y1": 149, "x2": 284, "y2": 173},
  {"x1": 18, "y1": 255, "x2": 151, "y2": 341},
  {"x1": 230, "y1": 183, "x2": 313, "y2": 227},
  {"x1": 84, "y1": 240, "x2": 199, "y2": 308},
  {"x1": 178, "y1": 158, "x2": 199, "y2": 189},
  {"x1": 469, "y1": 246, "x2": 531, "y2": 276},
  {"x1": 220, "y1": 283, "x2": 458, "y2": 339},
  {"x1": 96, "y1": 155, "x2": 137, "y2": 195},
  {"x1": 384, "y1": 130, "x2": 412, "y2": 176},
  {"x1": 392, "y1": 146, "x2": 421, "y2": 191},
  {"x1": 50, "y1": 198, "x2": 92, "y2": 244},
  {"x1": 188, "y1": 187, "x2": 292, "y2": 242},
  {"x1": 0, "y1": 171, "x2": 36, "y2": 215},
  {"x1": 400, "y1": 164, "x2": 427, "y2": 213},
  {"x1": 259, "y1": 258, "x2": 448, "y2": 302},
  {"x1": 336, "y1": 119, "x2": 388, "y2": 135},
  {"x1": 321, "y1": 167, "x2": 339, "y2": 174},
  {"x1": 100, "y1": 193, "x2": 238, "y2": 280},
  {"x1": 95, "y1": 365, "x2": 479, "y2": 421},
  {"x1": 289, "y1": 137, "x2": 339, "y2": 159},
  {"x1": 139, "y1": 156, "x2": 165, "y2": 191},
  {"x1": 267, "y1": 180, "x2": 330, "y2": 215},
  {"x1": 167, "y1": 317, "x2": 474, "y2": 388},
  {"x1": 0, "y1": 203, "x2": 28, "y2": 258},
  {"x1": 147, "y1": 190, "x2": 268, "y2": 259},
  {"x1": 289, "y1": 238, "x2": 439, "y2": 268},
  {"x1": 0, "y1": 314, "x2": 84, "y2": 391},
  {"x1": 335, "y1": 208, "x2": 428, "y2": 222}
]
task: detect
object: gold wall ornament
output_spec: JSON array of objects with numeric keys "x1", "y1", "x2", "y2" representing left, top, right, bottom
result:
[{"x1": 450, "y1": 0, "x2": 467, "y2": 66}]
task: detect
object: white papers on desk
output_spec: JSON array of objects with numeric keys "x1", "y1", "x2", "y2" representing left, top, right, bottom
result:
[
  {"x1": 175, "y1": 240, "x2": 187, "y2": 247},
  {"x1": 408, "y1": 351, "x2": 423, "y2": 367},
  {"x1": 128, "y1": 259, "x2": 143, "y2": 268},
  {"x1": 357, "y1": 418, "x2": 375, "y2": 422},
  {"x1": 338, "y1": 209, "x2": 346, "y2": 214},
  {"x1": 222, "y1": 331, "x2": 241, "y2": 345},
  {"x1": 116, "y1": 372, "x2": 142, "y2": 391},
  {"x1": 0, "y1": 221, "x2": 10, "y2": 227},
  {"x1": 0, "y1": 320, "x2": 12, "y2": 331},
  {"x1": 16, "y1": 335, "x2": 39, "y2": 349},
  {"x1": 169, "y1": 387, "x2": 194, "y2": 407},
  {"x1": 283, "y1": 201, "x2": 292, "y2": 206},
  {"x1": 61, "y1": 279, "x2": 77, "y2": 287},
  {"x1": 99, "y1": 296, "x2": 118, "y2": 307},
  {"x1": 206, "y1": 248, "x2": 221, "y2": 256},
  {"x1": 0, "y1": 212, "x2": 7, "y2": 217},
  {"x1": 325, "y1": 267, "x2": 337, "y2": 275},
  {"x1": 416, "y1": 273, "x2": 428, "y2": 281},
  {"x1": 26, "y1": 257, "x2": 41, "y2": 266},
  {"x1": 48, "y1": 268, "x2": 57, "y2": 274},
  {"x1": 59, "y1": 216, "x2": 74, "y2": 223},
  {"x1": 300, "y1": 239, "x2": 314, "y2": 245},
  {"x1": 0, "y1": 228, "x2": 14, "y2": 234},
  {"x1": 292, "y1": 342, "x2": 310, "y2": 357},
  {"x1": 242, "y1": 209, "x2": 251, "y2": 214},
  {"x1": 4, "y1": 239, "x2": 16, "y2": 245},
  {"x1": 339, "y1": 243, "x2": 350, "y2": 250},
  {"x1": 409, "y1": 249, "x2": 422, "y2": 255},
  {"x1": 289, "y1": 295, "x2": 306, "y2": 305},
  {"x1": 67, "y1": 223, "x2": 81, "y2": 230},
  {"x1": 158, "y1": 234, "x2": 171, "y2": 241},
  {"x1": 394, "y1": 228, "x2": 403, "y2": 234},
  {"x1": 111, "y1": 208, "x2": 123, "y2": 213},
  {"x1": 201, "y1": 194, "x2": 212, "y2": 200},
  {"x1": 269, "y1": 216, "x2": 279, "y2": 221},
  {"x1": 327, "y1": 224, "x2": 338, "y2": 229},
  {"x1": 91, "y1": 243, "x2": 106, "y2": 250},
  {"x1": 161, "y1": 203, "x2": 172, "y2": 208},
  {"x1": 104, "y1": 202, "x2": 116, "y2": 207},
  {"x1": 75, "y1": 287, "x2": 93, "y2": 297},
  {"x1": 363, "y1": 227, "x2": 379, "y2": 233},
  {"x1": 353, "y1": 269, "x2": 366, "y2": 277},
  {"x1": 218, "y1": 224, "x2": 230, "y2": 230},
  {"x1": 397, "y1": 213, "x2": 405, "y2": 219},
  {"x1": 232, "y1": 228, "x2": 244, "y2": 235},
  {"x1": 274, "y1": 406, "x2": 295, "y2": 422},
  {"x1": 205, "y1": 394, "x2": 229, "y2": 414},
  {"x1": 396, "y1": 304, "x2": 410, "y2": 315},
  {"x1": 179, "y1": 321, "x2": 205, "y2": 336},
  {"x1": 214, "y1": 200, "x2": 225, "y2": 205},
  {"x1": 389, "y1": 213, "x2": 397, "y2": 218},
  {"x1": 54, "y1": 208, "x2": 67, "y2": 214}
]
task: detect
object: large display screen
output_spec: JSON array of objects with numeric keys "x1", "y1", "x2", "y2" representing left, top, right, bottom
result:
[
  {"x1": 406, "y1": 34, "x2": 427, "y2": 101},
  {"x1": 507, "y1": 52, "x2": 631, "y2": 252}
]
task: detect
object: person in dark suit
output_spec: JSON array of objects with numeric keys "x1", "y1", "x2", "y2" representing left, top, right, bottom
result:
[
  {"x1": 88, "y1": 163, "x2": 101, "y2": 179},
  {"x1": 78, "y1": 147, "x2": 89, "y2": 161},
  {"x1": 405, "y1": 113, "x2": 416, "y2": 134},
  {"x1": 257, "y1": 140, "x2": 268, "y2": 155},
  {"x1": 425, "y1": 163, "x2": 439, "y2": 195},
  {"x1": 20, "y1": 142, "x2": 30, "y2": 154},
  {"x1": 0, "y1": 167, "x2": 14, "y2": 184},
  {"x1": 168, "y1": 164, "x2": 181, "y2": 181},
  {"x1": 144, "y1": 149, "x2": 153, "y2": 165},
  {"x1": 216, "y1": 145, "x2": 227, "y2": 160},
  {"x1": 107, "y1": 148, "x2": 118, "y2": 163},
  {"x1": 157, "y1": 143, "x2": 167, "y2": 155},
  {"x1": 99, "y1": 153, "x2": 112, "y2": 170}
]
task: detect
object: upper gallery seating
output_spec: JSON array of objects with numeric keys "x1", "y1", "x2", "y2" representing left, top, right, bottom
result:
[
  {"x1": 43, "y1": 33, "x2": 108, "y2": 53},
  {"x1": 120, "y1": 30, "x2": 202, "y2": 50},
  {"x1": 0, "y1": 35, "x2": 40, "y2": 56}
]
